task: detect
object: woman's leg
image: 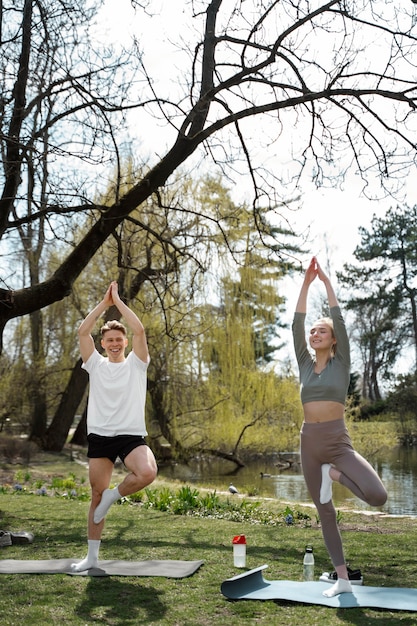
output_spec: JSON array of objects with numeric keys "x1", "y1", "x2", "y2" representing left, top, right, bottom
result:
[
  {"x1": 333, "y1": 431, "x2": 387, "y2": 507},
  {"x1": 301, "y1": 425, "x2": 354, "y2": 596},
  {"x1": 301, "y1": 426, "x2": 346, "y2": 568}
]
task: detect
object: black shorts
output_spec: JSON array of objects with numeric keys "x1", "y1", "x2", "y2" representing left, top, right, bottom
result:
[{"x1": 87, "y1": 434, "x2": 147, "y2": 464}]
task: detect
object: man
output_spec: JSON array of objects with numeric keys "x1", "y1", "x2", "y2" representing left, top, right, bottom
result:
[{"x1": 72, "y1": 281, "x2": 157, "y2": 572}]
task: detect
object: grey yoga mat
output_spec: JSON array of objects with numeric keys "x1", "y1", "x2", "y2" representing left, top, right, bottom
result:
[
  {"x1": 221, "y1": 565, "x2": 417, "y2": 611},
  {"x1": 0, "y1": 558, "x2": 204, "y2": 578}
]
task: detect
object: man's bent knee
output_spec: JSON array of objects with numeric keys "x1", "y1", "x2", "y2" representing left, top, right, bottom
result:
[{"x1": 142, "y1": 463, "x2": 157, "y2": 486}]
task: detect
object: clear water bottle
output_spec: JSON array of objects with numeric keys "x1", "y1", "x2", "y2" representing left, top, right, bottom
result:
[
  {"x1": 232, "y1": 534, "x2": 246, "y2": 567},
  {"x1": 303, "y1": 545, "x2": 314, "y2": 581}
]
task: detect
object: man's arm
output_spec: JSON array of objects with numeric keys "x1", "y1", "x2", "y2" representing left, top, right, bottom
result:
[
  {"x1": 110, "y1": 282, "x2": 149, "y2": 363},
  {"x1": 77, "y1": 284, "x2": 113, "y2": 363}
]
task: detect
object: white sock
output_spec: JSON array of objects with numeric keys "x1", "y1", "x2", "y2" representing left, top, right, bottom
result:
[
  {"x1": 323, "y1": 578, "x2": 352, "y2": 597},
  {"x1": 319, "y1": 463, "x2": 333, "y2": 504},
  {"x1": 93, "y1": 487, "x2": 121, "y2": 524},
  {"x1": 71, "y1": 539, "x2": 101, "y2": 572}
]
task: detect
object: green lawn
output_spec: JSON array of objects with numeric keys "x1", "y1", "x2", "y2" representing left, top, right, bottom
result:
[{"x1": 0, "y1": 470, "x2": 416, "y2": 625}]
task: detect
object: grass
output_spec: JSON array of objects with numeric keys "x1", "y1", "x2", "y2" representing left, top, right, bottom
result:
[{"x1": 0, "y1": 455, "x2": 416, "y2": 625}]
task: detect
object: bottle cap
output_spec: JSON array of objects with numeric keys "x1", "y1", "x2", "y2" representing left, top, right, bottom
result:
[
  {"x1": 305, "y1": 544, "x2": 313, "y2": 552},
  {"x1": 232, "y1": 534, "x2": 246, "y2": 545}
]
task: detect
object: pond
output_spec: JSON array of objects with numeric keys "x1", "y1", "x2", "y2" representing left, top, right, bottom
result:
[{"x1": 158, "y1": 446, "x2": 417, "y2": 516}]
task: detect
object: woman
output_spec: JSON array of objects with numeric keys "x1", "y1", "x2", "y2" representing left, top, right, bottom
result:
[{"x1": 292, "y1": 257, "x2": 387, "y2": 597}]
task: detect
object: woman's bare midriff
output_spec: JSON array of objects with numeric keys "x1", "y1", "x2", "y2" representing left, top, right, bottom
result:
[{"x1": 303, "y1": 400, "x2": 345, "y2": 423}]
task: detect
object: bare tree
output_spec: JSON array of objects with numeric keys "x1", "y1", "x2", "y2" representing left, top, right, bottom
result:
[{"x1": 1, "y1": 0, "x2": 417, "y2": 352}]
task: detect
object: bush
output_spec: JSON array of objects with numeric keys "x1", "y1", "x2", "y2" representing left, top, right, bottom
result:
[
  {"x1": 0, "y1": 436, "x2": 38, "y2": 464},
  {"x1": 139, "y1": 485, "x2": 312, "y2": 526}
]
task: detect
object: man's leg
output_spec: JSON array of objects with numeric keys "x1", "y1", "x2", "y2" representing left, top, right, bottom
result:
[
  {"x1": 71, "y1": 457, "x2": 114, "y2": 572},
  {"x1": 94, "y1": 445, "x2": 157, "y2": 524},
  {"x1": 119, "y1": 445, "x2": 158, "y2": 495}
]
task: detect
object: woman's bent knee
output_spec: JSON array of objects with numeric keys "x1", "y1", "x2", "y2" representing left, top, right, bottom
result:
[{"x1": 369, "y1": 488, "x2": 388, "y2": 507}]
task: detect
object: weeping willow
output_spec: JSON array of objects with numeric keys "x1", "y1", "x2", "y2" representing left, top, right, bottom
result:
[{"x1": 191, "y1": 261, "x2": 302, "y2": 455}]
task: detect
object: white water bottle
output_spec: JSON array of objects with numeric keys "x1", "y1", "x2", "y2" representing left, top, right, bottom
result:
[
  {"x1": 303, "y1": 545, "x2": 314, "y2": 581},
  {"x1": 232, "y1": 535, "x2": 246, "y2": 568}
]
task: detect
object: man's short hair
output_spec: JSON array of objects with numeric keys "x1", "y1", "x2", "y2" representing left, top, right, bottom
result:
[{"x1": 100, "y1": 320, "x2": 127, "y2": 337}]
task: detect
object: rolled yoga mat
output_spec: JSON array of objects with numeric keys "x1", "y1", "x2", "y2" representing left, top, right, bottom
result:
[
  {"x1": 0, "y1": 558, "x2": 204, "y2": 578},
  {"x1": 221, "y1": 565, "x2": 417, "y2": 611}
]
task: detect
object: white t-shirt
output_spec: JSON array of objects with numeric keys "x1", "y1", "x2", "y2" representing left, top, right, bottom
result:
[{"x1": 82, "y1": 349, "x2": 149, "y2": 437}]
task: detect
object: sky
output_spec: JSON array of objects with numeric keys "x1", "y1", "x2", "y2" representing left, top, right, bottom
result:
[
  {"x1": 95, "y1": 0, "x2": 415, "y2": 273},
  {"x1": 96, "y1": 0, "x2": 417, "y2": 371}
]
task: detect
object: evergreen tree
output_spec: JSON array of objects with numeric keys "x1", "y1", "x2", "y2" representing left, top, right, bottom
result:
[{"x1": 338, "y1": 205, "x2": 417, "y2": 399}]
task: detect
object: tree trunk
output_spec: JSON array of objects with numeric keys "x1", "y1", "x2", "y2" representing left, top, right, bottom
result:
[
  {"x1": 28, "y1": 305, "x2": 47, "y2": 443},
  {"x1": 42, "y1": 360, "x2": 88, "y2": 451},
  {"x1": 71, "y1": 406, "x2": 88, "y2": 447},
  {"x1": 147, "y1": 377, "x2": 188, "y2": 461}
]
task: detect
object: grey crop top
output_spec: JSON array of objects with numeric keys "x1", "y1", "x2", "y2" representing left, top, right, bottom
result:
[{"x1": 292, "y1": 306, "x2": 350, "y2": 405}]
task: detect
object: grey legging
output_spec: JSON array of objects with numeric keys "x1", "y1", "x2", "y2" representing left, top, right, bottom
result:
[{"x1": 300, "y1": 419, "x2": 387, "y2": 567}]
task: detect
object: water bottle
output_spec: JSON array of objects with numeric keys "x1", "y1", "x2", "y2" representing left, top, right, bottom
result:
[
  {"x1": 232, "y1": 534, "x2": 246, "y2": 567},
  {"x1": 303, "y1": 545, "x2": 314, "y2": 581}
]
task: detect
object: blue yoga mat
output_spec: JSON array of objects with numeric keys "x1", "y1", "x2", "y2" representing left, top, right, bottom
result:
[{"x1": 221, "y1": 565, "x2": 417, "y2": 611}]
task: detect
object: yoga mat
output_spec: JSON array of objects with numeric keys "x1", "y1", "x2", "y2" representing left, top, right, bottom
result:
[
  {"x1": 221, "y1": 565, "x2": 417, "y2": 611},
  {"x1": 0, "y1": 558, "x2": 203, "y2": 578}
]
